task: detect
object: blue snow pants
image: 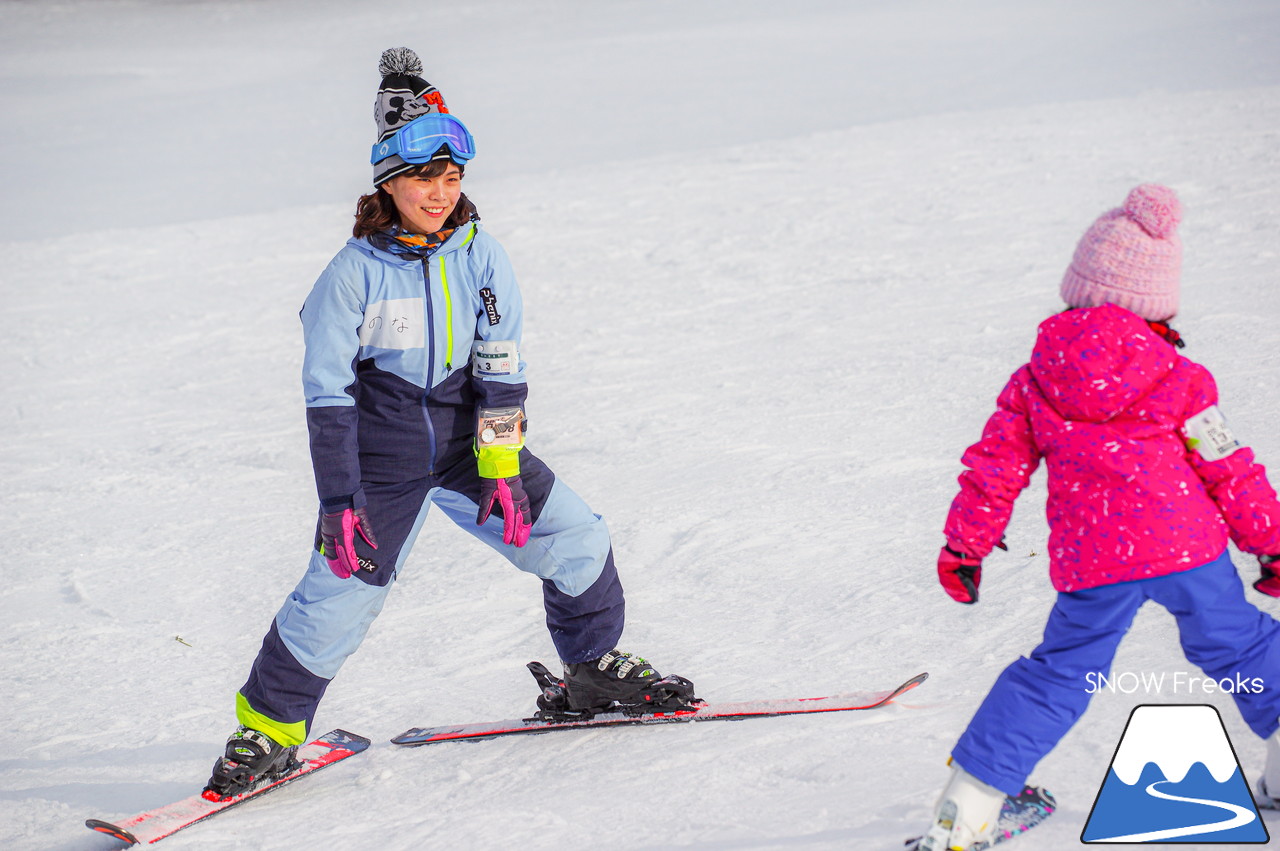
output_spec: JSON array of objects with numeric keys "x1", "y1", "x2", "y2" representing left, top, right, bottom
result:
[
  {"x1": 238, "y1": 447, "x2": 625, "y2": 736},
  {"x1": 951, "y1": 550, "x2": 1280, "y2": 795}
]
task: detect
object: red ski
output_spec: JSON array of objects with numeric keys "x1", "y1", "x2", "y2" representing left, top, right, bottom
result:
[
  {"x1": 86, "y1": 729, "x2": 369, "y2": 846},
  {"x1": 391, "y1": 671, "x2": 927, "y2": 746}
]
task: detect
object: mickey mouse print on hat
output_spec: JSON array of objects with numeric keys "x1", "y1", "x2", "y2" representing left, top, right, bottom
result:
[{"x1": 371, "y1": 47, "x2": 475, "y2": 185}]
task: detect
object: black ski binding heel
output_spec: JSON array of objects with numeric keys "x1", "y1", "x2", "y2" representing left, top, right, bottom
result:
[
  {"x1": 527, "y1": 661, "x2": 594, "y2": 721},
  {"x1": 526, "y1": 661, "x2": 702, "y2": 721},
  {"x1": 624, "y1": 673, "x2": 701, "y2": 715}
]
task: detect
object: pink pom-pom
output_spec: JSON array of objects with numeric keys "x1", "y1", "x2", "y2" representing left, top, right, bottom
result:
[{"x1": 1124, "y1": 184, "x2": 1181, "y2": 239}]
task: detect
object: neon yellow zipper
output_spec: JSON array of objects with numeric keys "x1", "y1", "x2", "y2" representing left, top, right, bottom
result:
[
  {"x1": 437, "y1": 254, "x2": 453, "y2": 371},
  {"x1": 437, "y1": 226, "x2": 476, "y2": 372}
]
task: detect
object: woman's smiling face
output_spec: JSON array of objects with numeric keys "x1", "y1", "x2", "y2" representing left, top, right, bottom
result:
[{"x1": 381, "y1": 164, "x2": 463, "y2": 234}]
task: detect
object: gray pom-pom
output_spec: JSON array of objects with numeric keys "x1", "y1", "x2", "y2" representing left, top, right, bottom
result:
[{"x1": 379, "y1": 47, "x2": 422, "y2": 78}]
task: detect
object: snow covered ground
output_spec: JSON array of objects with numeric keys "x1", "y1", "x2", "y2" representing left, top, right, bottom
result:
[{"x1": 3, "y1": 1, "x2": 1280, "y2": 849}]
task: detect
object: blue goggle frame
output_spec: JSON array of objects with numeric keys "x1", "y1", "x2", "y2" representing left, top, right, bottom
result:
[{"x1": 371, "y1": 113, "x2": 476, "y2": 165}]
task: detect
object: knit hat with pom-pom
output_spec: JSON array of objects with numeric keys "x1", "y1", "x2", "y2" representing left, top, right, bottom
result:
[
  {"x1": 1059, "y1": 184, "x2": 1183, "y2": 320},
  {"x1": 372, "y1": 47, "x2": 454, "y2": 186}
]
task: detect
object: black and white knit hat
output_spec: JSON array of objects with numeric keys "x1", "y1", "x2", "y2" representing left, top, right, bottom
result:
[{"x1": 373, "y1": 47, "x2": 454, "y2": 186}]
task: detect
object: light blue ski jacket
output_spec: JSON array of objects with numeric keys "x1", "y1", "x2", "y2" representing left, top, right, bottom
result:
[{"x1": 300, "y1": 223, "x2": 529, "y2": 508}]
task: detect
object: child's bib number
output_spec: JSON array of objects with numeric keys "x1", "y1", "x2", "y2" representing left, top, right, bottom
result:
[{"x1": 1184, "y1": 405, "x2": 1241, "y2": 462}]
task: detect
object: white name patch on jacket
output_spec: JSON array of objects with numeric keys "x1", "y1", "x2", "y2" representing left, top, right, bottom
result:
[{"x1": 359, "y1": 298, "x2": 425, "y2": 350}]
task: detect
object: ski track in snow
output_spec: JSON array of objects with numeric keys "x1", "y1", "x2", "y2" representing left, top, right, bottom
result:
[{"x1": 3, "y1": 2, "x2": 1280, "y2": 849}]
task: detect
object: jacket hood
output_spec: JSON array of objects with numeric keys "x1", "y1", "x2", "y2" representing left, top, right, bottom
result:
[{"x1": 1028, "y1": 303, "x2": 1176, "y2": 422}]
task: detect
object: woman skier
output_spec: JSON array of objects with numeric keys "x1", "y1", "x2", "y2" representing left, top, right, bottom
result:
[
  {"x1": 919, "y1": 184, "x2": 1280, "y2": 850},
  {"x1": 203, "y1": 48, "x2": 691, "y2": 799}
]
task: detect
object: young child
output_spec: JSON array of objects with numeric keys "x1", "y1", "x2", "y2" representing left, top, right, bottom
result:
[
  {"x1": 919, "y1": 184, "x2": 1280, "y2": 850},
  {"x1": 201, "y1": 49, "x2": 691, "y2": 799}
]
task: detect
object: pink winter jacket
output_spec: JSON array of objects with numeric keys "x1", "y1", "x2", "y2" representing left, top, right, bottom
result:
[{"x1": 944, "y1": 304, "x2": 1280, "y2": 592}]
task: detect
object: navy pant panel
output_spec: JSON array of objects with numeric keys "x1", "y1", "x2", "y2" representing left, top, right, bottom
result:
[
  {"x1": 544, "y1": 549, "x2": 626, "y2": 663},
  {"x1": 241, "y1": 448, "x2": 625, "y2": 733},
  {"x1": 239, "y1": 620, "x2": 332, "y2": 733},
  {"x1": 313, "y1": 478, "x2": 432, "y2": 587}
]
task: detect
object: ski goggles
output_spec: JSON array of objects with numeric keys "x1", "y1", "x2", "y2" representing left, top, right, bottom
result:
[{"x1": 371, "y1": 113, "x2": 476, "y2": 165}]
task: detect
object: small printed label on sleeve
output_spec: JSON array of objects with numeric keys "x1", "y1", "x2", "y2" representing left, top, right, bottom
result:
[
  {"x1": 1183, "y1": 405, "x2": 1241, "y2": 462},
  {"x1": 479, "y1": 287, "x2": 502, "y2": 326}
]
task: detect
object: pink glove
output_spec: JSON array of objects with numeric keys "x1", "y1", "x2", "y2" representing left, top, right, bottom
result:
[
  {"x1": 938, "y1": 546, "x2": 982, "y2": 604},
  {"x1": 319, "y1": 507, "x2": 379, "y2": 579},
  {"x1": 1254, "y1": 555, "x2": 1280, "y2": 597},
  {"x1": 477, "y1": 476, "x2": 533, "y2": 547}
]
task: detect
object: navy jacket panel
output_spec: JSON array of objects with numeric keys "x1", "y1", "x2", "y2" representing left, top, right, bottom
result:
[{"x1": 300, "y1": 224, "x2": 528, "y2": 504}]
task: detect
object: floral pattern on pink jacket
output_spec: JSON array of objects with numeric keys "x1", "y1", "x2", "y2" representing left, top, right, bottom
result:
[{"x1": 944, "y1": 304, "x2": 1280, "y2": 592}]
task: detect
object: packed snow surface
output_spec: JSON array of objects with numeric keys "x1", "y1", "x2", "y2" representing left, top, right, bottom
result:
[{"x1": 3, "y1": 1, "x2": 1279, "y2": 849}]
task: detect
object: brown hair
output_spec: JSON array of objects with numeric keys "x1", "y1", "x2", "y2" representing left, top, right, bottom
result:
[{"x1": 353, "y1": 160, "x2": 477, "y2": 238}]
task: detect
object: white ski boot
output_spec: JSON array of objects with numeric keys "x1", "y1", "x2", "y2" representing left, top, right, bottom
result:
[
  {"x1": 1256, "y1": 727, "x2": 1280, "y2": 809},
  {"x1": 918, "y1": 763, "x2": 1006, "y2": 851}
]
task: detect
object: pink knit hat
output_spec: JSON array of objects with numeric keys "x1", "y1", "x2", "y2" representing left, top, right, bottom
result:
[{"x1": 1059, "y1": 184, "x2": 1183, "y2": 320}]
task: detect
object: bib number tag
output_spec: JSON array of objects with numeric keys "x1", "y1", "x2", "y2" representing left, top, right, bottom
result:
[
  {"x1": 472, "y1": 339, "x2": 518, "y2": 377},
  {"x1": 477, "y1": 407, "x2": 525, "y2": 448},
  {"x1": 1184, "y1": 405, "x2": 1241, "y2": 462}
]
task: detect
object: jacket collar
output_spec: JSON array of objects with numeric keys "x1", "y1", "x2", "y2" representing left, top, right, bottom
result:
[{"x1": 350, "y1": 222, "x2": 479, "y2": 265}]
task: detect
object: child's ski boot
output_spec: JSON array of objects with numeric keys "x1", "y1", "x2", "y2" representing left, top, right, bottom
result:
[
  {"x1": 917, "y1": 764, "x2": 1006, "y2": 851},
  {"x1": 1259, "y1": 727, "x2": 1280, "y2": 809},
  {"x1": 1256, "y1": 776, "x2": 1280, "y2": 810},
  {"x1": 528, "y1": 651, "x2": 698, "y2": 719},
  {"x1": 202, "y1": 725, "x2": 300, "y2": 801}
]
